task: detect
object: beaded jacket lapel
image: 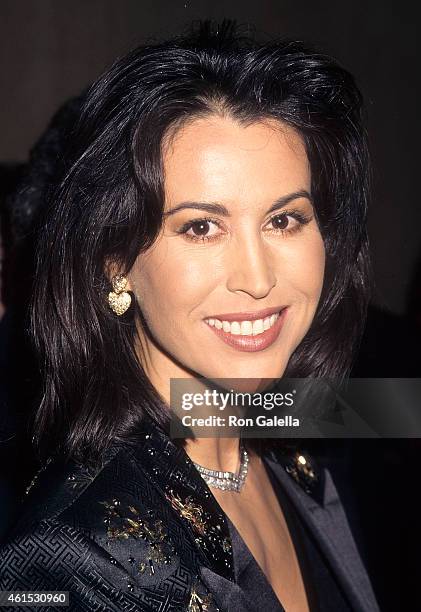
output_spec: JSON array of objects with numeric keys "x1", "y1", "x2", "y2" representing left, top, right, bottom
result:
[{"x1": 128, "y1": 420, "x2": 235, "y2": 583}]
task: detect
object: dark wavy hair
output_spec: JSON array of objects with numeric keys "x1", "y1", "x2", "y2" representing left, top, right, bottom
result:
[{"x1": 31, "y1": 21, "x2": 371, "y2": 463}]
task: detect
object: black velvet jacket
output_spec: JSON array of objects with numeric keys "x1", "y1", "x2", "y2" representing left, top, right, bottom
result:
[{"x1": 0, "y1": 418, "x2": 379, "y2": 611}]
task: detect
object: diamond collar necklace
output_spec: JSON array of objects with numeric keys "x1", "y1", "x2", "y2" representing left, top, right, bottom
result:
[{"x1": 192, "y1": 443, "x2": 249, "y2": 493}]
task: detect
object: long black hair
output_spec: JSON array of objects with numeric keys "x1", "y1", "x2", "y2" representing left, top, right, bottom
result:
[{"x1": 31, "y1": 21, "x2": 371, "y2": 463}]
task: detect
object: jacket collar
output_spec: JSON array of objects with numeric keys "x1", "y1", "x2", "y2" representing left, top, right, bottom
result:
[
  {"x1": 128, "y1": 418, "x2": 235, "y2": 582},
  {"x1": 264, "y1": 450, "x2": 380, "y2": 612}
]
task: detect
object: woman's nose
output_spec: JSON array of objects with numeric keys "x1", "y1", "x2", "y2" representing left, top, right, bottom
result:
[{"x1": 225, "y1": 233, "x2": 277, "y2": 299}]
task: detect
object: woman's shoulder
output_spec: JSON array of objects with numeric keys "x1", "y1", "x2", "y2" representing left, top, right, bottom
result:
[
  {"x1": 8, "y1": 442, "x2": 128, "y2": 534},
  {"x1": 5, "y1": 433, "x2": 185, "y2": 554},
  {"x1": 0, "y1": 433, "x2": 223, "y2": 611}
]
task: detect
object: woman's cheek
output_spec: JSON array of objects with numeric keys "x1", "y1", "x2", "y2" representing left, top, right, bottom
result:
[
  {"x1": 291, "y1": 234, "x2": 325, "y2": 298},
  {"x1": 132, "y1": 260, "x2": 196, "y2": 335}
]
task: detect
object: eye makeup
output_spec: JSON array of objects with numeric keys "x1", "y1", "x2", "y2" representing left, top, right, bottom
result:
[{"x1": 174, "y1": 209, "x2": 313, "y2": 244}]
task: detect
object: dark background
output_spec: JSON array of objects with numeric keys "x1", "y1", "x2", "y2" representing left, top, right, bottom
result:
[{"x1": 0, "y1": 2, "x2": 420, "y2": 611}]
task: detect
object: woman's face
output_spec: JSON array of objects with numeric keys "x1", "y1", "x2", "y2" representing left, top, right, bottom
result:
[{"x1": 128, "y1": 115, "x2": 325, "y2": 397}]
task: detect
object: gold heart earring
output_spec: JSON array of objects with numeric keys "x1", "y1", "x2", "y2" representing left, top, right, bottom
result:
[{"x1": 108, "y1": 274, "x2": 132, "y2": 316}]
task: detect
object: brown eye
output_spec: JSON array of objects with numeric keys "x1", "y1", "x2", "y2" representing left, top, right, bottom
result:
[
  {"x1": 181, "y1": 218, "x2": 221, "y2": 241},
  {"x1": 190, "y1": 220, "x2": 211, "y2": 236},
  {"x1": 271, "y1": 214, "x2": 289, "y2": 230}
]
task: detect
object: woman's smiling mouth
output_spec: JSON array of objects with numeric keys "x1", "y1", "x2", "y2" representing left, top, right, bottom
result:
[{"x1": 203, "y1": 306, "x2": 288, "y2": 352}]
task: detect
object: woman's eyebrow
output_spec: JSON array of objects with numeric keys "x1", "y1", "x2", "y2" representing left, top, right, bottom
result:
[
  {"x1": 266, "y1": 189, "x2": 313, "y2": 214},
  {"x1": 163, "y1": 189, "x2": 312, "y2": 218}
]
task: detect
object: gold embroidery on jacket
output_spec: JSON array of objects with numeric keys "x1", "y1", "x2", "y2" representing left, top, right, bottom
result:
[
  {"x1": 165, "y1": 490, "x2": 207, "y2": 536},
  {"x1": 188, "y1": 584, "x2": 216, "y2": 612},
  {"x1": 100, "y1": 500, "x2": 173, "y2": 576}
]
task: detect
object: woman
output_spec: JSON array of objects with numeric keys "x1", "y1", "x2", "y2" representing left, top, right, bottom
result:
[{"x1": 0, "y1": 22, "x2": 379, "y2": 612}]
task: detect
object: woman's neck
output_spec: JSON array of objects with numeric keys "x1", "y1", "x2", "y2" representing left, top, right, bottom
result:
[{"x1": 184, "y1": 436, "x2": 242, "y2": 473}]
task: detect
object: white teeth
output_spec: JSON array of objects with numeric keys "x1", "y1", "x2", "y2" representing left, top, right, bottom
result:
[
  {"x1": 205, "y1": 312, "x2": 280, "y2": 336},
  {"x1": 240, "y1": 321, "x2": 253, "y2": 335},
  {"x1": 222, "y1": 321, "x2": 231, "y2": 333},
  {"x1": 230, "y1": 321, "x2": 241, "y2": 335}
]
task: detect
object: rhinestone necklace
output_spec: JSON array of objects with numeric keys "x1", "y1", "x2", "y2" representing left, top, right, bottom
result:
[{"x1": 192, "y1": 444, "x2": 249, "y2": 493}]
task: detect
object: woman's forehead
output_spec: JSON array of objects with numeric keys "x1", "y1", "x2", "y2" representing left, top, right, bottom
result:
[{"x1": 162, "y1": 115, "x2": 311, "y2": 210}]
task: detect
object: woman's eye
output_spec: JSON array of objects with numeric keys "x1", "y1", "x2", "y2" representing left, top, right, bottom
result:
[
  {"x1": 182, "y1": 219, "x2": 221, "y2": 241},
  {"x1": 267, "y1": 210, "x2": 314, "y2": 234},
  {"x1": 267, "y1": 213, "x2": 299, "y2": 233},
  {"x1": 270, "y1": 214, "x2": 290, "y2": 230}
]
